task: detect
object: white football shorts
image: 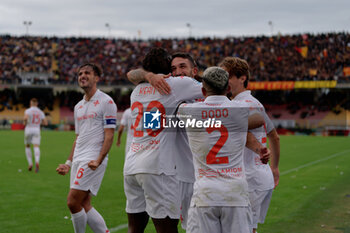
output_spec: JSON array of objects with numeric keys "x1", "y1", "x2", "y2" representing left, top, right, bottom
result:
[
  {"x1": 249, "y1": 189, "x2": 273, "y2": 229},
  {"x1": 179, "y1": 181, "x2": 193, "y2": 230},
  {"x1": 189, "y1": 206, "x2": 252, "y2": 233},
  {"x1": 70, "y1": 160, "x2": 107, "y2": 196},
  {"x1": 24, "y1": 129, "x2": 41, "y2": 145},
  {"x1": 124, "y1": 173, "x2": 181, "y2": 219}
]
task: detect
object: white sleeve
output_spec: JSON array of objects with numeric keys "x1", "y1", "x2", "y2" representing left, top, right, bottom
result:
[
  {"x1": 74, "y1": 106, "x2": 79, "y2": 134},
  {"x1": 169, "y1": 77, "x2": 203, "y2": 103},
  {"x1": 103, "y1": 98, "x2": 118, "y2": 129},
  {"x1": 40, "y1": 110, "x2": 45, "y2": 120},
  {"x1": 263, "y1": 110, "x2": 275, "y2": 133},
  {"x1": 246, "y1": 101, "x2": 261, "y2": 116},
  {"x1": 176, "y1": 103, "x2": 188, "y2": 121},
  {"x1": 120, "y1": 110, "x2": 128, "y2": 126}
]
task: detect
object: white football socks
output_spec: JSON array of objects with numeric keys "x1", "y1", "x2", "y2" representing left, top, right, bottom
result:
[
  {"x1": 34, "y1": 147, "x2": 40, "y2": 164},
  {"x1": 86, "y1": 208, "x2": 109, "y2": 233},
  {"x1": 25, "y1": 147, "x2": 32, "y2": 166},
  {"x1": 71, "y1": 208, "x2": 87, "y2": 233}
]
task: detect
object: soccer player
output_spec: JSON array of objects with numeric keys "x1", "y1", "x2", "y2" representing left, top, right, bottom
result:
[
  {"x1": 123, "y1": 48, "x2": 203, "y2": 233},
  {"x1": 116, "y1": 107, "x2": 133, "y2": 157},
  {"x1": 177, "y1": 67, "x2": 252, "y2": 233},
  {"x1": 128, "y1": 52, "x2": 201, "y2": 230},
  {"x1": 56, "y1": 63, "x2": 117, "y2": 233},
  {"x1": 220, "y1": 57, "x2": 280, "y2": 233},
  {"x1": 171, "y1": 52, "x2": 200, "y2": 81},
  {"x1": 23, "y1": 98, "x2": 48, "y2": 172},
  {"x1": 171, "y1": 52, "x2": 200, "y2": 230}
]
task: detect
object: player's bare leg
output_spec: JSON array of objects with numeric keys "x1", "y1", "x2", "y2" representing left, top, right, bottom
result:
[
  {"x1": 127, "y1": 212, "x2": 149, "y2": 233},
  {"x1": 152, "y1": 217, "x2": 178, "y2": 233}
]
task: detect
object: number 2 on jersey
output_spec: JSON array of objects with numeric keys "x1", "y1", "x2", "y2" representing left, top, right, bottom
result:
[
  {"x1": 131, "y1": 101, "x2": 165, "y2": 137},
  {"x1": 206, "y1": 125, "x2": 229, "y2": 164}
]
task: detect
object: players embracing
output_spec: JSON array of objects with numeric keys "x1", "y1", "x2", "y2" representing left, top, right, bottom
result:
[{"x1": 124, "y1": 48, "x2": 278, "y2": 233}]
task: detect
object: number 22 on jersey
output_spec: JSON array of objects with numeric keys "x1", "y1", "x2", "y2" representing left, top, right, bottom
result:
[{"x1": 131, "y1": 101, "x2": 165, "y2": 137}]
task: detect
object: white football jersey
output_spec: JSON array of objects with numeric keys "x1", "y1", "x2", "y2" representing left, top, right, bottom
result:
[
  {"x1": 73, "y1": 89, "x2": 117, "y2": 163},
  {"x1": 175, "y1": 127, "x2": 195, "y2": 183},
  {"x1": 234, "y1": 90, "x2": 275, "y2": 191},
  {"x1": 178, "y1": 96, "x2": 250, "y2": 207},
  {"x1": 120, "y1": 108, "x2": 133, "y2": 156},
  {"x1": 123, "y1": 76, "x2": 203, "y2": 176},
  {"x1": 24, "y1": 106, "x2": 46, "y2": 134}
]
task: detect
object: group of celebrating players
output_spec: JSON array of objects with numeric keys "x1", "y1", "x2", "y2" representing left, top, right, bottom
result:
[{"x1": 24, "y1": 47, "x2": 280, "y2": 233}]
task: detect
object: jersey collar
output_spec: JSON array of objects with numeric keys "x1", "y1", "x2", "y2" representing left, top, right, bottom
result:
[
  {"x1": 84, "y1": 89, "x2": 100, "y2": 102},
  {"x1": 233, "y1": 90, "x2": 251, "y2": 101},
  {"x1": 204, "y1": 95, "x2": 230, "y2": 103}
]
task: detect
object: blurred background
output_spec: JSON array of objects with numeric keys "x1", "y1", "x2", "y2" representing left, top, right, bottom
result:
[{"x1": 0, "y1": 0, "x2": 349, "y2": 136}]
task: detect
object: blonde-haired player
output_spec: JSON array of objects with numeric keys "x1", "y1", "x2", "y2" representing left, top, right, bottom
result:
[{"x1": 220, "y1": 57, "x2": 280, "y2": 233}]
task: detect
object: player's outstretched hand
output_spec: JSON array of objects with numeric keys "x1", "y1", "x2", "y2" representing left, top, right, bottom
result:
[
  {"x1": 88, "y1": 160, "x2": 100, "y2": 170},
  {"x1": 56, "y1": 164, "x2": 70, "y2": 175},
  {"x1": 259, "y1": 147, "x2": 271, "y2": 164},
  {"x1": 148, "y1": 73, "x2": 171, "y2": 95}
]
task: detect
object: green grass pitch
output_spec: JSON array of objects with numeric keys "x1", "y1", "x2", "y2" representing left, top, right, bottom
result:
[{"x1": 0, "y1": 130, "x2": 349, "y2": 232}]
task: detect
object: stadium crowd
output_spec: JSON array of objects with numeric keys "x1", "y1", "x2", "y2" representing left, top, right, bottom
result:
[{"x1": 0, "y1": 32, "x2": 349, "y2": 85}]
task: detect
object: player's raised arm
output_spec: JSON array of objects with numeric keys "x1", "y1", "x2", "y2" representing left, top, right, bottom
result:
[
  {"x1": 127, "y1": 68, "x2": 171, "y2": 94},
  {"x1": 171, "y1": 76, "x2": 203, "y2": 102}
]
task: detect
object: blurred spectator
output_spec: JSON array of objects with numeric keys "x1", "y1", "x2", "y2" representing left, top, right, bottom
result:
[{"x1": 0, "y1": 33, "x2": 349, "y2": 85}]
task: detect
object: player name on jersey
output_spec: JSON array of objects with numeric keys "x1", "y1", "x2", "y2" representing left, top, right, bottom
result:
[{"x1": 139, "y1": 86, "x2": 157, "y2": 95}]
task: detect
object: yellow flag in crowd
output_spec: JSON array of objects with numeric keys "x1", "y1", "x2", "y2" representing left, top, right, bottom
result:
[{"x1": 301, "y1": 46, "x2": 308, "y2": 58}]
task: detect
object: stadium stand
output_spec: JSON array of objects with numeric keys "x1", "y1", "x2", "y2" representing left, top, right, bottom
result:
[
  {"x1": 0, "y1": 33, "x2": 349, "y2": 84},
  {"x1": 0, "y1": 33, "x2": 349, "y2": 133}
]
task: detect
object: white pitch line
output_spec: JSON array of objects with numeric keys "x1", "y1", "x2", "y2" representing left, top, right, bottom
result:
[
  {"x1": 109, "y1": 149, "x2": 350, "y2": 231},
  {"x1": 110, "y1": 223, "x2": 128, "y2": 232},
  {"x1": 281, "y1": 148, "x2": 350, "y2": 176}
]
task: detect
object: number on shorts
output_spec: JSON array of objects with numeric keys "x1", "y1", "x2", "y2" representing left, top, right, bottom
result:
[
  {"x1": 76, "y1": 168, "x2": 84, "y2": 179},
  {"x1": 206, "y1": 125, "x2": 229, "y2": 164}
]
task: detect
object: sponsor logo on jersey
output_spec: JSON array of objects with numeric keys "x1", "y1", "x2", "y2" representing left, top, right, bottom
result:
[
  {"x1": 143, "y1": 110, "x2": 161, "y2": 129},
  {"x1": 77, "y1": 112, "x2": 97, "y2": 121},
  {"x1": 93, "y1": 100, "x2": 100, "y2": 106}
]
